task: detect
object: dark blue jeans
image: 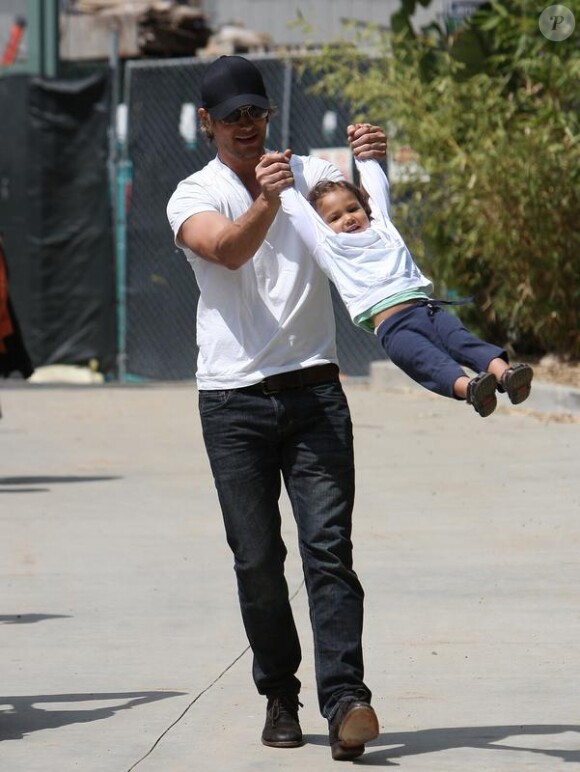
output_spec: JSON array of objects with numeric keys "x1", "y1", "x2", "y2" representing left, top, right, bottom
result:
[
  {"x1": 377, "y1": 303, "x2": 507, "y2": 398},
  {"x1": 198, "y1": 379, "x2": 370, "y2": 718}
]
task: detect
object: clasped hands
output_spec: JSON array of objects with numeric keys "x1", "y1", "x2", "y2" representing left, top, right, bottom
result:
[{"x1": 256, "y1": 123, "x2": 387, "y2": 201}]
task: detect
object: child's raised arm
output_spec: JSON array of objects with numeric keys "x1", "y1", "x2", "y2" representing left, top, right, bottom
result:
[
  {"x1": 279, "y1": 174, "x2": 329, "y2": 254},
  {"x1": 355, "y1": 158, "x2": 392, "y2": 226}
]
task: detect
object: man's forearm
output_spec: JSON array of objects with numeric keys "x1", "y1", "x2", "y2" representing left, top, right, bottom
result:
[{"x1": 214, "y1": 194, "x2": 280, "y2": 270}]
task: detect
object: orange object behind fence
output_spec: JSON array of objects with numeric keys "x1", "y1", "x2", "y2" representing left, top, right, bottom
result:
[{"x1": 2, "y1": 16, "x2": 27, "y2": 66}]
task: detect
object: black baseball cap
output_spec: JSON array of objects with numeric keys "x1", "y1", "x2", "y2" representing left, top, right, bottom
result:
[{"x1": 200, "y1": 56, "x2": 270, "y2": 120}]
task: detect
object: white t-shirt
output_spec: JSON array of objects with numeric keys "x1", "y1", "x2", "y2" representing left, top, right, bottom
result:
[
  {"x1": 167, "y1": 153, "x2": 342, "y2": 389},
  {"x1": 280, "y1": 158, "x2": 433, "y2": 326}
]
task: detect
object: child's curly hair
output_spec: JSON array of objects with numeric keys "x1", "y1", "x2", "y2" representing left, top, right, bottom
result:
[{"x1": 307, "y1": 179, "x2": 372, "y2": 220}]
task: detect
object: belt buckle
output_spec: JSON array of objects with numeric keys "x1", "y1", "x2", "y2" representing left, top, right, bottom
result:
[
  {"x1": 261, "y1": 380, "x2": 278, "y2": 395},
  {"x1": 261, "y1": 369, "x2": 303, "y2": 395}
]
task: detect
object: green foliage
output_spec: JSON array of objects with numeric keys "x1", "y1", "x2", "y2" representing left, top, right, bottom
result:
[{"x1": 302, "y1": 0, "x2": 580, "y2": 358}]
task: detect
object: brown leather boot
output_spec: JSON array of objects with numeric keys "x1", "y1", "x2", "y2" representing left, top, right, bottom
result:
[
  {"x1": 261, "y1": 694, "x2": 303, "y2": 748},
  {"x1": 328, "y1": 697, "x2": 379, "y2": 760}
]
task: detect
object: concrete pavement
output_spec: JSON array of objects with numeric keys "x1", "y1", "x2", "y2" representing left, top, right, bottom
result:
[{"x1": 1, "y1": 371, "x2": 579, "y2": 771}]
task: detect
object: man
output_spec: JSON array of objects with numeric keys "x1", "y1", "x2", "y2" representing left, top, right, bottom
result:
[{"x1": 167, "y1": 55, "x2": 386, "y2": 761}]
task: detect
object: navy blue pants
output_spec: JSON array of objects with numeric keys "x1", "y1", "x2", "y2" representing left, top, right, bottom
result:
[{"x1": 376, "y1": 302, "x2": 507, "y2": 398}]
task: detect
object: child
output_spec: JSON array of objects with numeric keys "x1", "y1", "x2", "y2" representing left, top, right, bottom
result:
[{"x1": 279, "y1": 151, "x2": 532, "y2": 417}]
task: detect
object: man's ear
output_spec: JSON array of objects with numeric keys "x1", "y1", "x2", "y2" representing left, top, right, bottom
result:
[{"x1": 198, "y1": 108, "x2": 215, "y2": 142}]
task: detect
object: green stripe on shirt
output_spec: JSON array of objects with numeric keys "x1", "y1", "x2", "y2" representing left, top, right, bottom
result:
[{"x1": 354, "y1": 289, "x2": 431, "y2": 333}]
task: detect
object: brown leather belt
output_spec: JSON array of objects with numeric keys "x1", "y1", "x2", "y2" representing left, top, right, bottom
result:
[{"x1": 240, "y1": 363, "x2": 340, "y2": 395}]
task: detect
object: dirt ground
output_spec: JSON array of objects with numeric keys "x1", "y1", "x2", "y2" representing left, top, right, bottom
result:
[{"x1": 526, "y1": 355, "x2": 580, "y2": 389}]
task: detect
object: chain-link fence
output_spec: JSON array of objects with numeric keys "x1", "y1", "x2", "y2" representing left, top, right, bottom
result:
[{"x1": 121, "y1": 55, "x2": 385, "y2": 380}]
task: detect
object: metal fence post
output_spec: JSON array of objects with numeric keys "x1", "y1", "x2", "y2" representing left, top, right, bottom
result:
[
  {"x1": 114, "y1": 155, "x2": 132, "y2": 383},
  {"x1": 109, "y1": 23, "x2": 130, "y2": 382},
  {"x1": 281, "y1": 58, "x2": 292, "y2": 150}
]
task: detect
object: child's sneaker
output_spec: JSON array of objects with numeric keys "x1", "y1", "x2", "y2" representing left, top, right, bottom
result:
[
  {"x1": 466, "y1": 372, "x2": 498, "y2": 417},
  {"x1": 500, "y1": 364, "x2": 533, "y2": 405}
]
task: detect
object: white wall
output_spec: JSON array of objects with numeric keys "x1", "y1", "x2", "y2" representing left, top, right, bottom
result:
[{"x1": 204, "y1": 0, "x2": 449, "y2": 46}]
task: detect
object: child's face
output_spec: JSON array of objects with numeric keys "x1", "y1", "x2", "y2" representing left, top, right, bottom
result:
[{"x1": 315, "y1": 188, "x2": 370, "y2": 234}]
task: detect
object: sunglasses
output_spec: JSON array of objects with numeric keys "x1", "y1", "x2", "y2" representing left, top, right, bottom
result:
[{"x1": 220, "y1": 105, "x2": 269, "y2": 125}]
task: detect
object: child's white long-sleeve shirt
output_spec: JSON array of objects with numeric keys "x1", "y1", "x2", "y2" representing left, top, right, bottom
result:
[{"x1": 280, "y1": 157, "x2": 433, "y2": 330}]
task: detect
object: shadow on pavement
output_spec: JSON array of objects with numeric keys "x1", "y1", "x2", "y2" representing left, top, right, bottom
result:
[
  {"x1": 0, "y1": 476, "x2": 121, "y2": 485},
  {"x1": 0, "y1": 691, "x2": 188, "y2": 742},
  {"x1": 0, "y1": 475, "x2": 122, "y2": 494},
  {"x1": 0, "y1": 614, "x2": 71, "y2": 624},
  {"x1": 0, "y1": 488, "x2": 51, "y2": 493},
  {"x1": 330, "y1": 724, "x2": 580, "y2": 765}
]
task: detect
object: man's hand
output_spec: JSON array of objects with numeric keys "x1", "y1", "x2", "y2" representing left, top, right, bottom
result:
[
  {"x1": 347, "y1": 123, "x2": 387, "y2": 161},
  {"x1": 256, "y1": 149, "x2": 294, "y2": 201}
]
